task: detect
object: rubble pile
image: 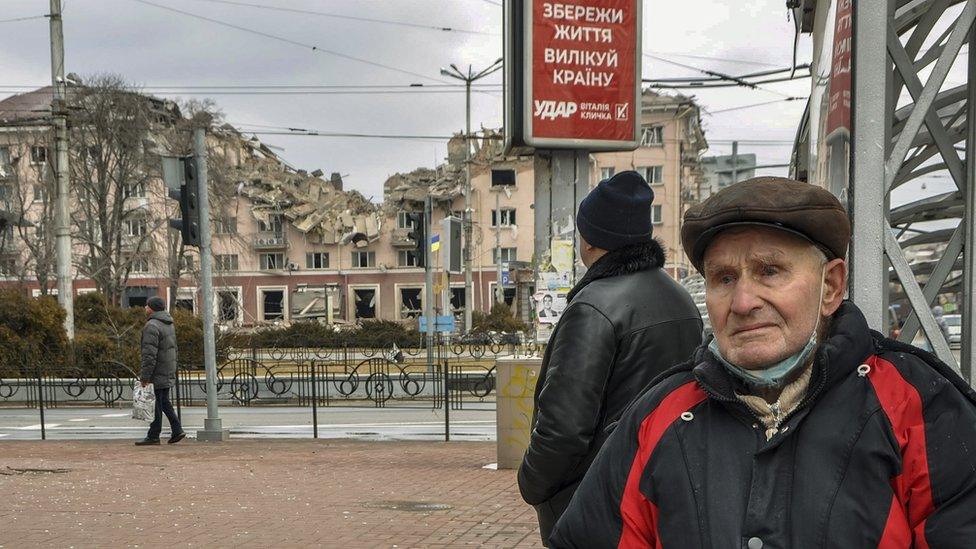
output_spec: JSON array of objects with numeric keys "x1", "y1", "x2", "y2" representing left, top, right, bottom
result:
[{"x1": 229, "y1": 134, "x2": 383, "y2": 248}]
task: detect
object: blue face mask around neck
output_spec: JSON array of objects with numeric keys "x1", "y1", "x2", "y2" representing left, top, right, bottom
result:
[{"x1": 708, "y1": 264, "x2": 827, "y2": 389}]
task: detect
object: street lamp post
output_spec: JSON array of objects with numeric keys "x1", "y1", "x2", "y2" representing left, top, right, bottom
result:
[{"x1": 439, "y1": 59, "x2": 503, "y2": 333}]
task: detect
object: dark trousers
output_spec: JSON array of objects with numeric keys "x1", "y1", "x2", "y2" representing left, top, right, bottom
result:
[{"x1": 147, "y1": 387, "x2": 182, "y2": 440}]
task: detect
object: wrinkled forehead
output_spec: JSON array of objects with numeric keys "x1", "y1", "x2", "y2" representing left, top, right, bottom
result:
[{"x1": 702, "y1": 226, "x2": 822, "y2": 271}]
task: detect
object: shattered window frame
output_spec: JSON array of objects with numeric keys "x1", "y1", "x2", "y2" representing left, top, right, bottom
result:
[
  {"x1": 450, "y1": 286, "x2": 466, "y2": 315},
  {"x1": 121, "y1": 181, "x2": 147, "y2": 200},
  {"x1": 397, "y1": 250, "x2": 420, "y2": 267},
  {"x1": 30, "y1": 145, "x2": 47, "y2": 165},
  {"x1": 397, "y1": 211, "x2": 418, "y2": 230},
  {"x1": 258, "y1": 213, "x2": 284, "y2": 234},
  {"x1": 600, "y1": 167, "x2": 616, "y2": 180},
  {"x1": 129, "y1": 255, "x2": 150, "y2": 273},
  {"x1": 124, "y1": 216, "x2": 148, "y2": 237},
  {"x1": 491, "y1": 169, "x2": 517, "y2": 187},
  {"x1": 215, "y1": 254, "x2": 239, "y2": 271},
  {"x1": 640, "y1": 165, "x2": 664, "y2": 185},
  {"x1": 399, "y1": 286, "x2": 423, "y2": 319},
  {"x1": 640, "y1": 125, "x2": 665, "y2": 146},
  {"x1": 217, "y1": 290, "x2": 240, "y2": 323},
  {"x1": 260, "y1": 288, "x2": 286, "y2": 321},
  {"x1": 259, "y1": 252, "x2": 285, "y2": 270},
  {"x1": 352, "y1": 286, "x2": 378, "y2": 319},
  {"x1": 214, "y1": 217, "x2": 238, "y2": 235},
  {"x1": 305, "y1": 252, "x2": 329, "y2": 269},
  {"x1": 351, "y1": 251, "x2": 375, "y2": 268},
  {"x1": 491, "y1": 208, "x2": 517, "y2": 227}
]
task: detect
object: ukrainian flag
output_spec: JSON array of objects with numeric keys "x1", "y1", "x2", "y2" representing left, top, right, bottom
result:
[{"x1": 430, "y1": 234, "x2": 441, "y2": 252}]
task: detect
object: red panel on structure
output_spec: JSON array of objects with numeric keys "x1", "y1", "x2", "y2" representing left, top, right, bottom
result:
[
  {"x1": 530, "y1": 0, "x2": 638, "y2": 142},
  {"x1": 826, "y1": 0, "x2": 852, "y2": 137}
]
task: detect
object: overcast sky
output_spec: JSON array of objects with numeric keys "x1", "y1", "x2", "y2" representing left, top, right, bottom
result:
[{"x1": 1, "y1": 0, "x2": 813, "y2": 200}]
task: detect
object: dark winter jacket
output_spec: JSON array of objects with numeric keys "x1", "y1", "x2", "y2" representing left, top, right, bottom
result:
[
  {"x1": 550, "y1": 301, "x2": 976, "y2": 548},
  {"x1": 140, "y1": 311, "x2": 178, "y2": 389},
  {"x1": 518, "y1": 240, "x2": 703, "y2": 542}
]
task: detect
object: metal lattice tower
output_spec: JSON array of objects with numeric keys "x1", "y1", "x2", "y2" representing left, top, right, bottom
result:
[{"x1": 847, "y1": 0, "x2": 975, "y2": 380}]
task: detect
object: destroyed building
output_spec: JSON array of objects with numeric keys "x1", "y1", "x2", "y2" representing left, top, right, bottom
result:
[{"x1": 0, "y1": 87, "x2": 705, "y2": 327}]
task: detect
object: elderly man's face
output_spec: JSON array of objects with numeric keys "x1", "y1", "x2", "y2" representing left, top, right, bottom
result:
[{"x1": 703, "y1": 226, "x2": 845, "y2": 370}]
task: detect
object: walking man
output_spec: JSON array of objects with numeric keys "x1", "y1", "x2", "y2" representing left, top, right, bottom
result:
[
  {"x1": 135, "y1": 296, "x2": 185, "y2": 445},
  {"x1": 551, "y1": 177, "x2": 976, "y2": 547},
  {"x1": 518, "y1": 171, "x2": 703, "y2": 543}
]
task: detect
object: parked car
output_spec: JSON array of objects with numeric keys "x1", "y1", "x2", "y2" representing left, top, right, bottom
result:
[{"x1": 944, "y1": 313, "x2": 961, "y2": 347}]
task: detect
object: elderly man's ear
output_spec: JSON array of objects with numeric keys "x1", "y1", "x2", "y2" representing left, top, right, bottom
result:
[{"x1": 821, "y1": 258, "x2": 848, "y2": 317}]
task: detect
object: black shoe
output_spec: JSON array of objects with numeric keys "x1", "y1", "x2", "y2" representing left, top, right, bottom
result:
[
  {"x1": 168, "y1": 431, "x2": 186, "y2": 444},
  {"x1": 135, "y1": 438, "x2": 160, "y2": 446}
]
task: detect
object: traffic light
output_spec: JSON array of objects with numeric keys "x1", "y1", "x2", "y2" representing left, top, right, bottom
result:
[
  {"x1": 405, "y1": 211, "x2": 426, "y2": 268},
  {"x1": 163, "y1": 156, "x2": 201, "y2": 247},
  {"x1": 441, "y1": 216, "x2": 462, "y2": 273}
]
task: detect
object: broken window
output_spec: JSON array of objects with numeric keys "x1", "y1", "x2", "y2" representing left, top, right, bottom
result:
[
  {"x1": 450, "y1": 287, "x2": 465, "y2": 316},
  {"x1": 125, "y1": 217, "x2": 147, "y2": 237},
  {"x1": 640, "y1": 125, "x2": 664, "y2": 146},
  {"x1": 262, "y1": 290, "x2": 284, "y2": 321},
  {"x1": 353, "y1": 288, "x2": 377, "y2": 319},
  {"x1": 218, "y1": 290, "x2": 239, "y2": 323},
  {"x1": 215, "y1": 254, "x2": 239, "y2": 271},
  {"x1": 397, "y1": 250, "x2": 420, "y2": 267},
  {"x1": 399, "y1": 287, "x2": 422, "y2": 319},
  {"x1": 351, "y1": 251, "x2": 375, "y2": 268},
  {"x1": 121, "y1": 181, "x2": 146, "y2": 199},
  {"x1": 33, "y1": 184, "x2": 48, "y2": 202},
  {"x1": 652, "y1": 205, "x2": 663, "y2": 225},
  {"x1": 260, "y1": 253, "x2": 285, "y2": 270},
  {"x1": 258, "y1": 213, "x2": 283, "y2": 234},
  {"x1": 0, "y1": 256, "x2": 18, "y2": 276},
  {"x1": 491, "y1": 169, "x2": 516, "y2": 187},
  {"x1": 214, "y1": 217, "x2": 237, "y2": 234},
  {"x1": 175, "y1": 289, "x2": 195, "y2": 313},
  {"x1": 600, "y1": 167, "x2": 616, "y2": 180},
  {"x1": 639, "y1": 165, "x2": 663, "y2": 185},
  {"x1": 129, "y1": 256, "x2": 150, "y2": 273},
  {"x1": 30, "y1": 146, "x2": 47, "y2": 164},
  {"x1": 123, "y1": 286, "x2": 156, "y2": 308},
  {"x1": 491, "y1": 208, "x2": 516, "y2": 227},
  {"x1": 493, "y1": 247, "x2": 517, "y2": 264},
  {"x1": 305, "y1": 252, "x2": 329, "y2": 269},
  {"x1": 397, "y1": 211, "x2": 419, "y2": 229}
]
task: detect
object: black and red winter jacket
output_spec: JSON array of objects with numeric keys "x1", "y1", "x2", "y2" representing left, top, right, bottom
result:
[{"x1": 550, "y1": 302, "x2": 976, "y2": 548}]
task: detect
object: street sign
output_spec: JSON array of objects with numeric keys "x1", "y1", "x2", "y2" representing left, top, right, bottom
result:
[
  {"x1": 419, "y1": 315, "x2": 457, "y2": 333},
  {"x1": 501, "y1": 262, "x2": 513, "y2": 287},
  {"x1": 505, "y1": 0, "x2": 642, "y2": 152}
]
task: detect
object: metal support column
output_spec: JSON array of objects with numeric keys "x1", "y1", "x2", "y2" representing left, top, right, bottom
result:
[
  {"x1": 49, "y1": 0, "x2": 73, "y2": 339},
  {"x1": 963, "y1": 28, "x2": 976, "y2": 384},
  {"x1": 849, "y1": 0, "x2": 888, "y2": 331}
]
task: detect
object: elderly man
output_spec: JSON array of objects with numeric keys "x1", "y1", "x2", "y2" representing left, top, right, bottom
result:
[
  {"x1": 519, "y1": 170, "x2": 702, "y2": 543},
  {"x1": 550, "y1": 177, "x2": 976, "y2": 548}
]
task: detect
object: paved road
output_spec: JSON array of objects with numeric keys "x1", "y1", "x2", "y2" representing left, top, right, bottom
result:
[{"x1": 0, "y1": 405, "x2": 497, "y2": 441}]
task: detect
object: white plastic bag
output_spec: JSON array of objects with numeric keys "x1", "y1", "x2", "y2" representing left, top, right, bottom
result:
[{"x1": 132, "y1": 381, "x2": 156, "y2": 422}]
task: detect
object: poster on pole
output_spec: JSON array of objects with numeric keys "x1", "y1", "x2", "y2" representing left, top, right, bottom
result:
[
  {"x1": 825, "y1": 0, "x2": 852, "y2": 139},
  {"x1": 505, "y1": 0, "x2": 642, "y2": 152}
]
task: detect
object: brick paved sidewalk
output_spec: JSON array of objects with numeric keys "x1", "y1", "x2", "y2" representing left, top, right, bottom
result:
[{"x1": 0, "y1": 440, "x2": 542, "y2": 548}]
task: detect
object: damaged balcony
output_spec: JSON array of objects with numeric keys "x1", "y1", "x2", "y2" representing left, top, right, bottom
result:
[{"x1": 253, "y1": 230, "x2": 288, "y2": 250}]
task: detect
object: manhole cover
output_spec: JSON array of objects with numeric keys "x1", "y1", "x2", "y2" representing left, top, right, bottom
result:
[{"x1": 363, "y1": 500, "x2": 453, "y2": 512}]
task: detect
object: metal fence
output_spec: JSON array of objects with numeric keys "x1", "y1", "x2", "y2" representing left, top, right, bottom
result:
[{"x1": 0, "y1": 342, "x2": 541, "y2": 440}]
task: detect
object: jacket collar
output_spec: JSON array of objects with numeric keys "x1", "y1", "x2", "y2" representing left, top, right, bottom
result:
[
  {"x1": 566, "y1": 239, "x2": 665, "y2": 302},
  {"x1": 693, "y1": 301, "x2": 877, "y2": 401},
  {"x1": 149, "y1": 310, "x2": 174, "y2": 324}
]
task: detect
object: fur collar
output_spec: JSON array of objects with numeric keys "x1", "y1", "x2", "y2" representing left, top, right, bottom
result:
[{"x1": 566, "y1": 239, "x2": 666, "y2": 302}]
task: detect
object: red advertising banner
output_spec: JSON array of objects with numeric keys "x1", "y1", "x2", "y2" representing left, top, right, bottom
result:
[
  {"x1": 525, "y1": 0, "x2": 640, "y2": 149},
  {"x1": 825, "y1": 0, "x2": 852, "y2": 137}
]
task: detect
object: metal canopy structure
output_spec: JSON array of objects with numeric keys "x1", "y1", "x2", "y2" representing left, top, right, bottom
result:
[{"x1": 846, "y1": 0, "x2": 975, "y2": 380}]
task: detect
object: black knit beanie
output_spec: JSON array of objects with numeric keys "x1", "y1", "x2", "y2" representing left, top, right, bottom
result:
[
  {"x1": 577, "y1": 170, "x2": 654, "y2": 251},
  {"x1": 147, "y1": 296, "x2": 166, "y2": 312}
]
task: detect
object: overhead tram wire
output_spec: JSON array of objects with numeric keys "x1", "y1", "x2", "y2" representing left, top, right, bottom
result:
[
  {"x1": 0, "y1": 15, "x2": 48, "y2": 24},
  {"x1": 642, "y1": 53, "x2": 806, "y2": 98},
  {"x1": 706, "y1": 98, "x2": 805, "y2": 114},
  {"x1": 195, "y1": 0, "x2": 499, "y2": 36},
  {"x1": 131, "y1": 0, "x2": 452, "y2": 85}
]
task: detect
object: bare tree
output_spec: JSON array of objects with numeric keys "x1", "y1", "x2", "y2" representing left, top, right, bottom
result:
[
  {"x1": 4, "y1": 131, "x2": 58, "y2": 293},
  {"x1": 69, "y1": 74, "x2": 176, "y2": 305}
]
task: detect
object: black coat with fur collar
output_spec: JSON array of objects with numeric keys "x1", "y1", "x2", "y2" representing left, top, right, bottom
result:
[{"x1": 518, "y1": 240, "x2": 703, "y2": 541}]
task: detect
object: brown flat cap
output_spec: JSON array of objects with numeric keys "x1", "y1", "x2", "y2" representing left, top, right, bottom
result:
[{"x1": 681, "y1": 176, "x2": 851, "y2": 272}]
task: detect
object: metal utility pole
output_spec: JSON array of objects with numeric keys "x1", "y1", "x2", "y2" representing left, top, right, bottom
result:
[
  {"x1": 440, "y1": 59, "x2": 503, "y2": 331},
  {"x1": 730, "y1": 140, "x2": 739, "y2": 185},
  {"x1": 494, "y1": 189, "x2": 504, "y2": 304},
  {"x1": 424, "y1": 195, "x2": 435, "y2": 368},
  {"x1": 49, "y1": 0, "x2": 73, "y2": 339},
  {"x1": 193, "y1": 128, "x2": 228, "y2": 442}
]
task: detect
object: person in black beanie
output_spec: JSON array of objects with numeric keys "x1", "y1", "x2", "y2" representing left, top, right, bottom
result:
[
  {"x1": 518, "y1": 170, "x2": 703, "y2": 544},
  {"x1": 135, "y1": 296, "x2": 185, "y2": 445}
]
